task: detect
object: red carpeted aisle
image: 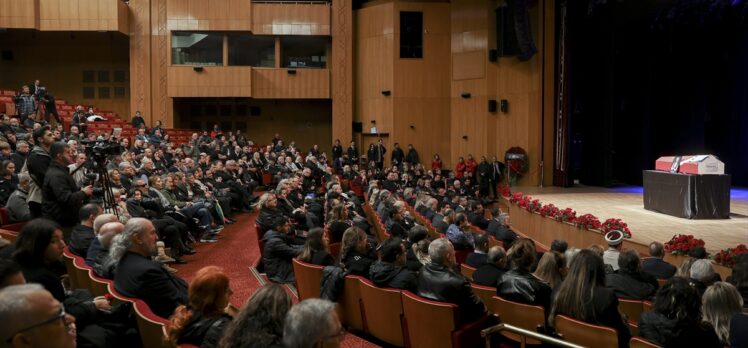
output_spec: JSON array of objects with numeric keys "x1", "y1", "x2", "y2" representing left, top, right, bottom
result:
[{"x1": 171, "y1": 212, "x2": 380, "y2": 348}]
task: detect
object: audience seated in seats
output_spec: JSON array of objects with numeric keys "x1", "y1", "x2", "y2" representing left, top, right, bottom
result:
[
  {"x1": 689, "y1": 246, "x2": 723, "y2": 282},
  {"x1": 486, "y1": 208, "x2": 516, "y2": 248},
  {"x1": 327, "y1": 204, "x2": 352, "y2": 244},
  {"x1": 89, "y1": 221, "x2": 124, "y2": 279},
  {"x1": 606, "y1": 249, "x2": 659, "y2": 300},
  {"x1": 338, "y1": 226, "x2": 376, "y2": 278},
  {"x1": 465, "y1": 233, "x2": 489, "y2": 268},
  {"x1": 84, "y1": 213, "x2": 119, "y2": 266},
  {"x1": 297, "y1": 228, "x2": 334, "y2": 267},
  {"x1": 432, "y1": 208, "x2": 454, "y2": 235},
  {"x1": 0, "y1": 259, "x2": 26, "y2": 288},
  {"x1": 256, "y1": 193, "x2": 285, "y2": 234},
  {"x1": 42, "y1": 142, "x2": 93, "y2": 228},
  {"x1": 0, "y1": 158, "x2": 18, "y2": 206},
  {"x1": 726, "y1": 254, "x2": 748, "y2": 308},
  {"x1": 6, "y1": 172, "x2": 32, "y2": 222},
  {"x1": 497, "y1": 238, "x2": 552, "y2": 311},
  {"x1": 384, "y1": 206, "x2": 412, "y2": 239},
  {"x1": 689, "y1": 259, "x2": 716, "y2": 297},
  {"x1": 550, "y1": 239, "x2": 568, "y2": 254},
  {"x1": 369, "y1": 238, "x2": 417, "y2": 292},
  {"x1": 467, "y1": 201, "x2": 489, "y2": 230},
  {"x1": 602, "y1": 230, "x2": 624, "y2": 272},
  {"x1": 446, "y1": 213, "x2": 474, "y2": 250},
  {"x1": 533, "y1": 251, "x2": 566, "y2": 291},
  {"x1": 549, "y1": 249, "x2": 630, "y2": 348},
  {"x1": 642, "y1": 241, "x2": 677, "y2": 280},
  {"x1": 0, "y1": 284, "x2": 77, "y2": 348},
  {"x1": 112, "y1": 218, "x2": 188, "y2": 318},
  {"x1": 639, "y1": 277, "x2": 722, "y2": 348},
  {"x1": 283, "y1": 298, "x2": 343, "y2": 348},
  {"x1": 702, "y1": 282, "x2": 744, "y2": 346},
  {"x1": 68, "y1": 203, "x2": 102, "y2": 256},
  {"x1": 218, "y1": 283, "x2": 291, "y2": 348},
  {"x1": 168, "y1": 266, "x2": 234, "y2": 348},
  {"x1": 416, "y1": 238, "x2": 487, "y2": 324},
  {"x1": 472, "y1": 246, "x2": 508, "y2": 287},
  {"x1": 262, "y1": 216, "x2": 304, "y2": 283},
  {"x1": 404, "y1": 226, "x2": 430, "y2": 271}
]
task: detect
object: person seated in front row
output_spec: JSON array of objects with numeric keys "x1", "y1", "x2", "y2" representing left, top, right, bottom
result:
[
  {"x1": 465, "y1": 233, "x2": 489, "y2": 268},
  {"x1": 549, "y1": 250, "x2": 630, "y2": 348},
  {"x1": 472, "y1": 246, "x2": 508, "y2": 287},
  {"x1": 262, "y1": 217, "x2": 304, "y2": 284},
  {"x1": 218, "y1": 283, "x2": 292, "y2": 348},
  {"x1": 369, "y1": 238, "x2": 417, "y2": 292},
  {"x1": 338, "y1": 227, "x2": 376, "y2": 278},
  {"x1": 642, "y1": 241, "x2": 677, "y2": 280},
  {"x1": 89, "y1": 221, "x2": 124, "y2": 279},
  {"x1": 497, "y1": 238, "x2": 552, "y2": 311},
  {"x1": 297, "y1": 228, "x2": 334, "y2": 267},
  {"x1": 605, "y1": 249, "x2": 659, "y2": 300},
  {"x1": 167, "y1": 266, "x2": 234, "y2": 348},
  {"x1": 417, "y1": 238, "x2": 487, "y2": 324}
]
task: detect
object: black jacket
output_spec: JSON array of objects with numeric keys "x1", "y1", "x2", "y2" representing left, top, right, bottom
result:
[
  {"x1": 639, "y1": 311, "x2": 721, "y2": 348},
  {"x1": 308, "y1": 250, "x2": 334, "y2": 267},
  {"x1": 328, "y1": 220, "x2": 351, "y2": 244},
  {"x1": 468, "y1": 212, "x2": 490, "y2": 230},
  {"x1": 465, "y1": 252, "x2": 488, "y2": 268},
  {"x1": 605, "y1": 270, "x2": 659, "y2": 300},
  {"x1": 369, "y1": 260, "x2": 417, "y2": 292},
  {"x1": 497, "y1": 269, "x2": 552, "y2": 310},
  {"x1": 641, "y1": 257, "x2": 677, "y2": 280},
  {"x1": 262, "y1": 230, "x2": 303, "y2": 283},
  {"x1": 114, "y1": 251, "x2": 188, "y2": 318},
  {"x1": 487, "y1": 219, "x2": 517, "y2": 248},
  {"x1": 417, "y1": 263, "x2": 487, "y2": 324},
  {"x1": 42, "y1": 161, "x2": 89, "y2": 227},
  {"x1": 341, "y1": 250, "x2": 375, "y2": 278},
  {"x1": 472, "y1": 263, "x2": 506, "y2": 287},
  {"x1": 69, "y1": 224, "x2": 95, "y2": 257},
  {"x1": 257, "y1": 207, "x2": 285, "y2": 233},
  {"x1": 177, "y1": 312, "x2": 232, "y2": 348}
]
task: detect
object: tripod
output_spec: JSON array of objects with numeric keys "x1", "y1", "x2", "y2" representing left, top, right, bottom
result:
[{"x1": 90, "y1": 156, "x2": 120, "y2": 219}]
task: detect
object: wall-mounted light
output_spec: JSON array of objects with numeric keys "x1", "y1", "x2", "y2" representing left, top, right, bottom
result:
[
  {"x1": 409, "y1": 125, "x2": 415, "y2": 129},
  {"x1": 193, "y1": 66, "x2": 204, "y2": 72},
  {"x1": 381, "y1": 90, "x2": 391, "y2": 96},
  {"x1": 461, "y1": 92, "x2": 471, "y2": 99},
  {"x1": 462, "y1": 135, "x2": 468, "y2": 140}
]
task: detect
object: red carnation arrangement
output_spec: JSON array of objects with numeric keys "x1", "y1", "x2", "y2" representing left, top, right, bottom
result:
[
  {"x1": 664, "y1": 234, "x2": 706, "y2": 256},
  {"x1": 527, "y1": 199, "x2": 543, "y2": 213},
  {"x1": 554, "y1": 208, "x2": 577, "y2": 223},
  {"x1": 713, "y1": 244, "x2": 748, "y2": 267},
  {"x1": 516, "y1": 195, "x2": 532, "y2": 209},
  {"x1": 539, "y1": 203, "x2": 560, "y2": 218},
  {"x1": 509, "y1": 192, "x2": 524, "y2": 204},
  {"x1": 601, "y1": 218, "x2": 632, "y2": 239},
  {"x1": 500, "y1": 184, "x2": 512, "y2": 198},
  {"x1": 573, "y1": 213, "x2": 601, "y2": 230}
]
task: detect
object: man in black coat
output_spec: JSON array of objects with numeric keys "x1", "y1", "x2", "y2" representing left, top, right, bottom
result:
[
  {"x1": 605, "y1": 250, "x2": 659, "y2": 300},
  {"x1": 331, "y1": 139, "x2": 343, "y2": 163},
  {"x1": 262, "y1": 217, "x2": 303, "y2": 283},
  {"x1": 42, "y1": 142, "x2": 93, "y2": 228},
  {"x1": 391, "y1": 142, "x2": 404, "y2": 166},
  {"x1": 369, "y1": 238, "x2": 417, "y2": 292},
  {"x1": 417, "y1": 238, "x2": 487, "y2": 324},
  {"x1": 68, "y1": 203, "x2": 102, "y2": 256},
  {"x1": 489, "y1": 156, "x2": 505, "y2": 198},
  {"x1": 26, "y1": 126, "x2": 55, "y2": 218},
  {"x1": 472, "y1": 246, "x2": 508, "y2": 287},
  {"x1": 468, "y1": 201, "x2": 489, "y2": 230},
  {"x1": 405, "y1": 144, "x2": 419, "y2": 165},
  {"x1": 465, "y1": 234, "x2": 489, "y2": 268},
  {"x1": 114, "y1": 218, "x2": 188, "y2": 318},
  {"x1": 641, "y1": 241, "x2": 677, "y2": 280},
  {"x1": 486, "y1": 208, "x2": 517, "y2": 248}
]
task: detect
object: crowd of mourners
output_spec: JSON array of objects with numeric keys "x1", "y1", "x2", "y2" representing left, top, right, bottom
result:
[{"x1": 0, "y1": 83, "x2": 745, "y2": 348}]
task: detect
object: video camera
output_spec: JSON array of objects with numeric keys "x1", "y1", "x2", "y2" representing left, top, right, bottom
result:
[{"x1": 80, "y1": 139, "x2": 124, "y2": 163}]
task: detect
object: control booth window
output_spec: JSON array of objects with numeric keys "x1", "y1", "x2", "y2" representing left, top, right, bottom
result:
[
  {"x1": 228, "y1": 35, "x2": 275, "y2": 67},
  {"x1": 280, "y1": 36, "x2": 329, "y2": 68},
  {"x1": 172, "y1": 32, "x2": 224, "y2": 66}
]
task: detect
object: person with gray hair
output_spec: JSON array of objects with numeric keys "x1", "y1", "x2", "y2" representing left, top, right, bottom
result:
[
  {"x1": 0, "y1": 284, "x2": 76, "y2": 348},
  {"x1": 642, "y1": 241, "x2": 677, "y2": 280},
  {"x1": 283, "y1": 298, "x2": 342, "y2": 348},
  {"x1": 88, "y1": 222, "x2": 125, "y2": 279},
  {"x1": 5, "y1": 172, "x2": 31, "y2": 223},
  {"x1": 472, "y1": 246, "x2": 508, "y2": 287},
  {"x1": 112, "y1": 218, "x2": 188, "y2": 318},
  {"x1": 84, "y1": 213, "x2": 118, "y2": 266},
  {"x1": 690, "y1": 258, "x2": 716, "y2": 297},
  {"x1": 416, "y1": 238, "x2": 487, "y2": 324},
  {"x1": 486, "y1": 208, "x2": 517, "y2": 248}
]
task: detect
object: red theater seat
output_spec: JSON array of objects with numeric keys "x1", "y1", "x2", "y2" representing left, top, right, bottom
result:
[{"x1": 554, "y1": 314, "x2": 619, "y2": 348}]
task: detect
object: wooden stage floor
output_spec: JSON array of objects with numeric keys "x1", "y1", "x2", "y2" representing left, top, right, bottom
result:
[{"x1": 513, "y1": 186, "x2": 748, "y2": 252}]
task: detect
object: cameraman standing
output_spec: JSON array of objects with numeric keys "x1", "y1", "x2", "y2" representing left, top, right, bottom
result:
[{"x1": 42, "y1": 142, "x2": 93, "y2": 229}]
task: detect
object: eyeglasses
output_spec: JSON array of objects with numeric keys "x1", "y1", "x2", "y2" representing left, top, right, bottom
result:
[{"x1": 6, "y1": 305, "x2": 67, "y2": 342}]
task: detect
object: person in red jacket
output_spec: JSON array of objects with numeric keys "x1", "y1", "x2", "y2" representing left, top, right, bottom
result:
[
  {"x1": 465, "y1": 154, "x2": 478, "y2": 180},
  {"x1": 455, "y1": 157, "x2": 466, "y2": 179},
  {"x1": 431, "y1": 154, "x2": 443, "y2": 171}
]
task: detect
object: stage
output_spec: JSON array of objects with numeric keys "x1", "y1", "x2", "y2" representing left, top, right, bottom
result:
[{"x1": 512, "y1": 186, "x2": 748, "y2": 253}]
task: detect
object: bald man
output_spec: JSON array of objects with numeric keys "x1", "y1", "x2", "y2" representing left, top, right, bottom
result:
[
  {"x1": 89, "y1": 222, "x2": 125, "y2": 279},
  {"x1": 0, "y1": 284, "x2": 76, "y2": 348},
  {"x1": 85, "y1": 214, "x2": 119, "y2": 267}
]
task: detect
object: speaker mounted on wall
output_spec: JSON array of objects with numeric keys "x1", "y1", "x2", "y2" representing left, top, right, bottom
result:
[
  {"x1": 500, "y1": 99, "x2": 509, "y2": 113},
  {"x1": 352, "y1": 122, "x2": 363, "y2": 133},
  {"x1": 488, "y1": 99, "x2": 498, "y2": 113},
  {"x1": 193, "y1": 66, "x2": 204, "y2": 72},
  {"x1": 461, "y1": 92, "x2": 471, "y2": 99}
]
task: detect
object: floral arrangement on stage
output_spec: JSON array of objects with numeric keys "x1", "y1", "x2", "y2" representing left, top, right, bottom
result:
[
  {"x1": 664, "y1": 234, "x2": 706, "y2": 256},
  {"x1": 573, "y1": 213, "x2": 602, "y2": 230},
  {"x1": 555, "y1": 208, "x2": 577, "y2": 223},
  {"x1": 505, "y1": 147, "x2": 529, "y2": 186},
  {"x1": 527, "y1": 199, "x2": 543, "y2": 213},
  {"x1": 539, "y1": 203, "x2": 560, "y2": 218},
  {"x1": 713, "y1": 244, "x2": 748, "y2": 267},
  {"x1": 509, "y1": 192, "x2": 524, "y2": 204},
  {"x1": 601, "y1": 218, "x2": 633, "y2": 239},
  {"x1": 500, "y1": 184, "x2": 512, "y2": 198}
]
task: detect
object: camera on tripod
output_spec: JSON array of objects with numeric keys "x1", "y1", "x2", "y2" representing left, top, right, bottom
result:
[{"x1": 81, "y1": 139, "x2": 124, "y2": 164}]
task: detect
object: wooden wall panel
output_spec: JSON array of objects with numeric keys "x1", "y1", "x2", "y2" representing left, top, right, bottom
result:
[
  {"x1": 251, "y1": 3, "x2": 330, "y2": 35},
  {"x1": 37, "y1": 0, "x2": 127, "y2": 33},
  {"x1": 151, "y1": 0, "x2": 172, "y2": 127},
  {"x1": 166, "y1": 0, "x2": 252, "y2": 31},
  {"x1": 331, "y1": 0, "x2": 353, "y2": 144},
  {"x1": 452, "y1": 50, "x2": 485, "y2": 81},
  {"x1": 128, "y1": 0, "x2": 152, "y2": 126},
  {"x1": 0, "y1": 0, "x2": 39, "y2": 29},
  {"x1": 251, "y1": 68, "x2": 329, "y2": 99},
  {"x1": 167, "y1": 66, "x2": 252, "y2": 97}
]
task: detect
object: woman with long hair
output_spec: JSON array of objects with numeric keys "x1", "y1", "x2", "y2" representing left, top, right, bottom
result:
[
  {"x1": 497, "y1": 238, "x2": 552, "y2": 310},
  {"x1": 533, "y1": 251, "x2": 566, "y2": 290},
  {"x1": 298, "y1": 228, "x2": 334, "y2": 266},
  {"x1": 549, "y1": 249, "x2": 630, "y2": 348},
  {"x1": 339, "y1": 226, "x2": 375, "y2": 278},
  {"x1": 168, "y1": 266, "x2": 233, "y2": 348},
  {"x1": 702, "y1": 282, "x2": 744, "y2": 345},
  {"x1": 639, "y1": 277, "x2": 721, "y2": 347},
  {"x1": 327, "y1": 203, "x2": 352, "y2": 243},
  {"x1": 218, "y1": 284, "x2": 292, "y2": 348}
]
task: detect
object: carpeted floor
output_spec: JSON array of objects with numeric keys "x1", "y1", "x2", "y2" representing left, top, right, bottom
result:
[{"x1": 171, "y1": 212, "x2": 380, "y2": 348}]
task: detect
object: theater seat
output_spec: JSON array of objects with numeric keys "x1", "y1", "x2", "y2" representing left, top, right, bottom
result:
[
  {"x1": 630, "y1": 337, "x2": 662, "y2": 348},
  {"x1": 488, "y1": 296, "x2": 546, "y2": 345},
  {"x1": 338, "y1": 275, "x2": 365, "y2": 332},
  {"x1": 618, "y1": 298, "x2": 645, "y2": 323},
  {"x1": 71, "y1": 254, "x2": 93, "y2": 292},
  {"x1": 291, "y1": 258, "x2": 324, "y2": 300},
  {"x1": 88, "y1": 268, "x2": 112, "y2": 298},
  {"x1": 460, "y1": 264, "x2": 476, "y2": 281},
  {"x1": 132, "y1": 299, "x2": 170, "y2": 348},
  {"x1": 554, "y1": 314, "x2": 619, "y2": 347},
  {"x1": 358, "y1": 278, "x2": 406, "y2": 346},
  {"x1": 62, "y1": 248, "x2": 84, "y2": 290},
  {"x1": 469, "y1": 284, "x2": 495, "y2": 306}
]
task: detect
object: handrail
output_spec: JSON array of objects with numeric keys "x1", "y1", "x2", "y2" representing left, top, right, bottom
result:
[{"x1": 481, "y1": 322, "x2": 584, "y2": 348}]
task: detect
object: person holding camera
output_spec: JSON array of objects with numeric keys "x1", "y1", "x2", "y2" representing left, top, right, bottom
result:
[{"x1": 42, "y1": 142, "x2": 93, "y2": 228}]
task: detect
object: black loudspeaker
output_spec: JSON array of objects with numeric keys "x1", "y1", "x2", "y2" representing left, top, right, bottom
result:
[
  {"x1": 193, "y1": 66, "x2": 204, "y2": 72},
  {"x1": 287, "y1": 69, "x2": 297, "y2": 75},
  {"x1": 352, "y1": 122, "x2": 363, "y2": 133},
  {"x1": 500, "y1": 99, "x2": 509, "y2": 113},
  {"x1": 496, "y1": 0, "x2": 537, "y2": 61},
  {"x1": 488, "y1": 49, "x2": 498, "y2": 62},
  {"x1": 488, "y1": 99, "x2": 498, "y2": 113},
  {"x1": 381, "y1": 90, "x2": 391, "y2": 96},
  {"x1": 461, "y1": 92, "x2": 471, "y2": 99}
]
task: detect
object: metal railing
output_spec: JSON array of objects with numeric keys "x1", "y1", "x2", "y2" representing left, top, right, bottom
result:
[{"x1": 481, "y1": 323, "x2": 584, "y2": 348}]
